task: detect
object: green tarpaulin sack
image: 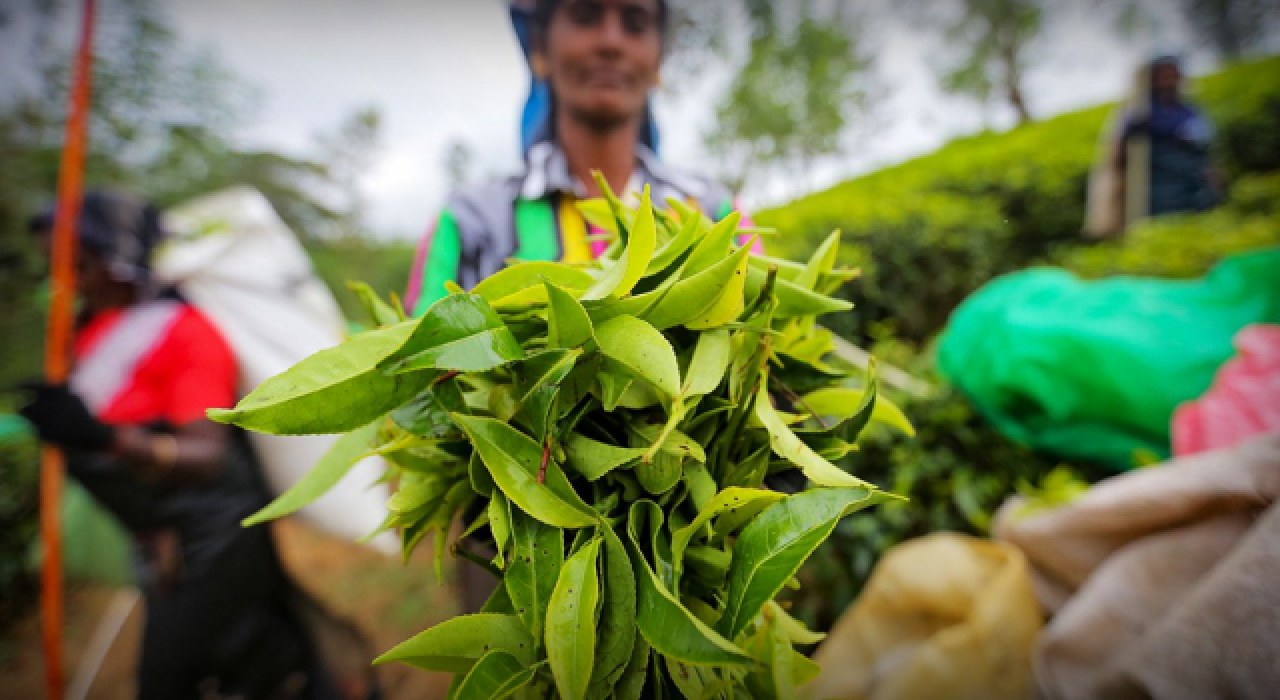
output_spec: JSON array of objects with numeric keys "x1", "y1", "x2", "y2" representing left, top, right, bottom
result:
[{"x1": 937, "y1": 248, "x2": 1280, "y2": 470}]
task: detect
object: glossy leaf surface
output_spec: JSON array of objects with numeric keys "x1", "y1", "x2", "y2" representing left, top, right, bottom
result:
[
  {"x1": 374, "y1": 614, "x2": 534, "y2": 672},
  {"x1": 547, "y1": 538, "x2": 602, "y2": 700},
  {"x1": 595, "y1": 315, "x2": 682, "y2": 398},
  {"x1": 452, "y1": 651, "x2": 540, "y2": 700},
  {"x1": 243, "y1": 422, "x2": 377, "y2": 526},
  {"x1": 625, "y1": 503, "x2": 751, "y2": 666},
  {"x1": 453, "y1": 414, "x2": 597, "y2": 528},
  {"x1": 718, "y1": 488, "x2": 880, "y2": 639},
  {"x1": 209, "y1": 322, "x2": 431, "y2": 435}
]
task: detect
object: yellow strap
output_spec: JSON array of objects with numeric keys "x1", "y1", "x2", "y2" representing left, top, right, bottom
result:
[{"x1": 558, "y1": 197, "x2": 593, "y2": 264}]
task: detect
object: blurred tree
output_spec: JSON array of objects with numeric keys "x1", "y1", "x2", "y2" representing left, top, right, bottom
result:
[
  {"x1": 1177, "y1": 0, "x2": 1280, "y2": 59},
  {"x1": 314, "y1": 106, "x2": 384, "y2": 237},
  {"x1": 703, "y1": 1, "x2": 874, "y2": 194},
  {"x1": 442, "y1": 138, "x2": 475, "y2": 189},
  {"x1": 919, "y1": 0, "x2": 1044, "y2": 125}
]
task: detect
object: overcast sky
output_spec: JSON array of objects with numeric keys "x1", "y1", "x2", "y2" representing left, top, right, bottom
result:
[{"x1": 12, "y1": 0, "x2": 1222, "y2": 239}]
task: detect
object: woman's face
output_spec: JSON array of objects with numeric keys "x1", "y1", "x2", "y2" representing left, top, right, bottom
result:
[{"x1": 539, "y1": 0, "x2": 663, "y2": 131}]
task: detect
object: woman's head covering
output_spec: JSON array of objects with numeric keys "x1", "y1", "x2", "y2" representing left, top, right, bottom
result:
[
  {"x1": 509, "y1": 0, "x2": 662, "y2": 156},
  {"x1": 30, "y1": 190, "x2": 167, "y2": 284}
]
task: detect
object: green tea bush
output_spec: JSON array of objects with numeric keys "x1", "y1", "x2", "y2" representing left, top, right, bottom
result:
[
  {"x1": 758, "y1": 56, "x2": 1280, "y2": 344},
  {"x1": 1056, "y1": 172, "x2": 1280, "y2": 279},
  {"x1": 0, "y1": 423, "x2": 39, "y2": 632}
]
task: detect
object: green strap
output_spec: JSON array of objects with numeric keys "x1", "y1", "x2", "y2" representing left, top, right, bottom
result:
[
  {"x1": 513, "y1": 198, "x2": 560, "y2": 262},
  {"x1": 413, "y1": 209, "x2": 463, "y2": 316}
]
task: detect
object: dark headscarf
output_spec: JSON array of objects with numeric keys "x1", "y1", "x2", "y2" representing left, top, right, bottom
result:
[{"x1": 30, "y1": 190, "x2": 167, "y2": 284}]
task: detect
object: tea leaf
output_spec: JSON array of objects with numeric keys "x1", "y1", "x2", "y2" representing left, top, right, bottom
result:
[
  {"x1": 471, "y1": 261, "x2": 593, "y2": 302},
  {"x1": 643, "y1": 243, "x2": 753, "y2": 330},
  {"x1": 382, "y1": 295, "x2": 523, "y2": 373},
  {"x1": 565, "y1": 434, "x2": 647, "y2": 481},
  {"x1": 625, "y1": 502, "x2": 751, "y2": 666},
  {"x1": 588, "y1": 526, "x2": 638, "y2": 698},
  {"x1": 453, "y1": 414, "x2": 597, "y2": 528},
  {"x1": 614, "y1": 635, "x2": 652, "y2": 700},
  {"x1": 792, "y1": 230, "x2": 841, "y2": 292},
  {"x1": 374, "y1": 613, "x2": 534, "y2": 672},
  {"x1": 802, "y1": 383, "x2": 914, "y2": 438},
  {"x1": 242, "y1": 422, "x2": 378, "y2": 527},
  {"x1": 753, "y1": 379, "x2": 873, "y2": 489},
  {"x1": 644, "y1": 206, "x2": 701, "y2": 276},
  {"x1": 718, "y1": 488, "x2": 881, "y2": 639},
  {"x1": 489, "y1": 490, "x2": 512, "y2": 569},
  {"x1": 635, "y1": 450, "x2": 683, "y2": 496},
  {"x1": 506, "y1": 509, "x2": 563, "y2": 645},
  {"x1": 670, "y1": 487, "x2": 784, "y2": 583},
  {"x1": 546, "y1": 281, "x2": 595, "y2": 349},
  {"x1": 348, "y1": 281, "x2": 401, "y2": 327},
  {"x1": 595, "y1": 315, "x2": 682, "y2": 398},
  {"x1": 209, "y1": 322, "x2": 433, "y2": 435},
  {"x1": 685, "y1": 240, "x2": 753, "y2": 330},
  {"x1": 682, "y1": 329, "x2": 731, "y2": 397},
  {"x1": 547, "y1": 537, "x2": 602, "y2": 700},
  {"x1": 452, "y1": 651, "x2": 541, "y2": 700},
  {"x1": 583, "y1": 187, "x2": 657, "y2": 301}
]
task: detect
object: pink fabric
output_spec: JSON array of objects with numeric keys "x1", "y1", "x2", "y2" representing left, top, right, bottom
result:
[
  {"x1": 404, "y1": 222, "x2": 436, "y2": 313},
  {"x1": 589, "y1": 233, "x2": 610, "y2": 258},
  {"x1": 1172, "y1": 325, "x2": 1280, "y2": 456}
]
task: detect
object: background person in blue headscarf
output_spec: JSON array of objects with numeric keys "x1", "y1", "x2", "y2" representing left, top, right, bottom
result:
[{"x1": 1116, "y1": 55, "x2": 1221, "y2": 220}]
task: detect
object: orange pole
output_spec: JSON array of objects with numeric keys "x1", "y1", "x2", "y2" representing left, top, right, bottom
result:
[{"x1": 43, "y1": 0, "x2": 96, "y2": 697}]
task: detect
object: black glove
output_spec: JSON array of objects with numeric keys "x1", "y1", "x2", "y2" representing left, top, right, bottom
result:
[{"x1": 17, "y1": 381, "x2": 115, "y2": 452}]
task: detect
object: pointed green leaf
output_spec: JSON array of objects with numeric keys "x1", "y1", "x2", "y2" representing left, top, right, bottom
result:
[
  {"x1": 644, "y1": 244, "x2": 753, "y2": 331},
  {"x1": 685, "y1": 240, "x2": 752, "y2": 330},
  {"x1": 506, "y1": 509, "x2": 563, "y2": 644},
  {"x1": 630, "y1": 422, "x2": 707, "y2": 464},
  {"x1": 547, "y1": 537, "x2": 602, "y2": 700},
  {"x1": 635, "y1": 451, "x2": 683, "y2": 496},
  {"x1": 583, "y1": 187, "x2": 657, "y2": 301},
  {"x1": 802, "y1": 384, "x2": 914, "y2": 438},
  {"x1": 390, "y1": 376, "x2": 467, "y2": 438},
  {"x1": 614, "y1": 635, "x2": 651, "y2": 700},
  {"x1": 546, "y1": 281, "x2": 595, "y2": 349},
  {"x1": 452, "y1": 652, "x2": 541, "y2": 700},
  {"x1": 452, "y1": 414, "x2": 597, "y2": 528},
  {"x1": 589, "y1": 526, "x2": 638, "y2": 698},
  {"x1": 718, "y1": 488, "x2": 882, "y2": 639},
  {"x1": 753, "y1": 379, "x2": 873, "y2": 488},
  {"x1": 682, "y1": 211, "x2": 741, "y2": 277},
  {"x1": 670, "y1": 487, "x2": 784, "y2": 582},
  {"x1": 625, "y1": 502, "x2": 751, "y2": 666},
  {"x1": 682, "y1": 329, "x2": 731, "y2": 397},
  {"x1": 565, "y1": 433, "x2": 647, "y2": 481},
  {"x1": 489, "y1": 490, "x2": 512, "y2": 569},
  {"x1": 242, "y1": 422, "x2": 378, "y2": 526},
  {"x1": 374, "y1": 614, "x2": 534, "y2": 672},
  {"x1": 792, "y1": 230, "x2": 841, "y2": 292},
  {"x1": 209, "y1": 322, "x2": 433, "y2": 435},
  {"x1": 644, "y1": 206, "x2": 701, "y2": 276},
  {"x1": 471, "y1": 261, "x2": 593, "y2": 302},
  {"x1": 766, "y1": 601, "x2": 825, "y2": 646},
  {"x1": 348, "y1": 281, "x2": 401, "y2": 327},
  {"x1": 595, "y1": 315, "x2": 681, "y2": 397},
  {"x1": 382, "y1": 295, "x2": 523, "y2": 373}
]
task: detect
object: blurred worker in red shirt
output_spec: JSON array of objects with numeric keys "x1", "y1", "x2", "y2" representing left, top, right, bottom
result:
[{"x1": 19, "y1": 191, "x2": 340, "y2": 700}]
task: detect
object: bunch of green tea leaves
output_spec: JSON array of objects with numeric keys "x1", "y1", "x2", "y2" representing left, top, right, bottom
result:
[{"x1": 211, "y1": 182, "x2": 907, "y2": 700}]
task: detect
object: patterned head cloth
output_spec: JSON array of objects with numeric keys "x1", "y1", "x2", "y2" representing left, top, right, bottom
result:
[{"x1": 30, "y1": 190, "x2": 167, "y2": 284}]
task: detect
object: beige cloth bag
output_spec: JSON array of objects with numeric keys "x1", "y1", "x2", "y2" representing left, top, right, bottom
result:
[
  {"x1": 803, "y1": 534, "x2": 1043, "y2": 700},
  {"x1": 996, "y1": 433, "x2": 1280, "y2": 700}
]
